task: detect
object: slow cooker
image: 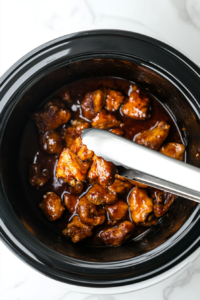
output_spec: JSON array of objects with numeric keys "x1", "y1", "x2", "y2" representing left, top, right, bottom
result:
[{"x1": 1, "y1": 30, "x2": 200, "y2": 293}]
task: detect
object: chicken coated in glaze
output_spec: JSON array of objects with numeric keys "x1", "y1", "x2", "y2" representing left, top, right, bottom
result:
[
  {"x1": 40, "y1": 130, "x2": 63, "y2": 154},
  {"x1": 39, "y1": 192, "x2": 65, "y2": 221},
  {"x1": 81, "y1": 89, "x2": 106, "y2": 120},
  {"x1": 28, "y1": 79, "x2": 183, "y2": 247},
  {"x1": 71, "y1": 137, "x2": 94, "y2": 161},
  {"x1": 86, "y1": 184, "x2": 117, "y2": 205},
  {"x1": 88, "y1": 155, "x2": 117, "y2": 187},
  {"x1": 77, "y1": 196, "x2": 106, "y2": 226},
  {"x1": 105, "y1": 200, "x2": 129, "y2": 221},
  {"x1": 115, "y1": 174, "x2": 148, "y2": 189},
  {"x1": 150, "y1": 188, "x2": 177, "y2": 218},
  {"x1": 91, "y1": 109, "x2": 121, "y2": 129},
  {"x1": 64, "y1": 118, "x2": 90, "y2": 148},
  {"x1": 101, "y1": 221, "x2": 135, "y2": 246},
  {"x1": 62, "y1": 216, "x2": 93, "y2": 243},
  {"x1": 32, "y1": 99, "x2": 71, "y2": 132},
  {"x1": 121, "y1": 85, "x2": 150, "y2": 120},
  {"x1": 105, "y1": 90, "x2": 124, "y2": 111},
  {"x1": 159, "y1": 143, "x2": 185, "y2": 161},
  {"x1": 63, "y1": 193, "x2": 79, "y2": 214},
  {"x1": 108, "y1": 178, "x2": 133, "y2": 195},
  {"x1": 29, "y1": 164, "x2": 50, "y2": 188},
  {"x1": 109, "y1": 127, "x2": 124, "y2": 136},
  {"x1": 128, "y1": 186, "x2": 153, "y2": 223},
  {"x1": 135, "y1": 121, "x2": 170, "y2": 150},
  {"x1": 56, "y1": 148, "x2": 91, "y2": 185},
  {"x1": 68, "y1": 182, "x2": 84, "y2": 195}
]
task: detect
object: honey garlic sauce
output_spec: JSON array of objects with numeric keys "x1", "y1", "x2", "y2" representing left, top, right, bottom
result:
[{"x1": 19, "y1": 77, "x2": 183, "y2": 246}]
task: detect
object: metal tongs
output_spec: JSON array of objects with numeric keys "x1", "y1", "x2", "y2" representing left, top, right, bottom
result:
[{"x1": 82, "y1": 128, "x2": 200, "y2": 203}]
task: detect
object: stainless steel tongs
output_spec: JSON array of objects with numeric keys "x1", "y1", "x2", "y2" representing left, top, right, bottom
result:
[{"x1": 82, "y1": 128, "x2": 200, "y2": 203}]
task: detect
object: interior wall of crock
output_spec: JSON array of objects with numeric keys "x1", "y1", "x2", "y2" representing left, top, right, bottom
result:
[{"x1": 0, "y1": 58, "x2": 199, "y2": 262}]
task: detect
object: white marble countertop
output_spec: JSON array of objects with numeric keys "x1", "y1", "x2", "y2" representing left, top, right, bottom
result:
[{"x1": 1, "y1": 0, "x2": 200, "y2": 299}]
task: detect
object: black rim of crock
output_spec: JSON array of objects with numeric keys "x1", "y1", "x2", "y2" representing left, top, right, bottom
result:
[{"x1": 0, "y1": 30, "x2": 200, "y2": 288}]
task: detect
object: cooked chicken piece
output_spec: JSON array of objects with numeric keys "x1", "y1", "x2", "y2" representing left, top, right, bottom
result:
[
  {"x1": 159, "y1": 143, "x2": 185, "y2": 161},
  {"x1": 29, "y1": 164, "x2": 50, "y2": 188},
  {"x1": 105, "y1": 200, "x2": 129, "y2": 221},
  {"x1": 63, "y1": 193, "x2": 79, "y2": 214},
  {"x1": 115, "y1": 174, "x2": 148, "y2": 189},
  {"x1": 56, "y1": 148, "x2": 91, "y2": 185},
  {"x1": 44, "y1": 99, "x2": 65, "y2": 109},
  {"x1": 64, "y1": 127, "x2": 80, "y2": 149},
  {"x1": 64, "y1": 119, "x2": 90, "y2": 148},
  {"x1": 135, "y1": 122, "x2": 170, "y2": 150},
  {"x1": 128, "y1": 186, "x2": 153, "y2": 223},
  {"x1": 109, "y1": 128, "x2": 124, "y2": 136},
  {"x1": 88, "y1": 155, "x2": 117, "y2": 187},
  {"x1": 77, "y1": 196, "x2": 106, "y2": 226},
  {"x1": 105, "y1": 90, "x2": 124, "y2": 111},
  {"x1": 40, "y1": 130, "x2": 63, "y2": 154},
  {"x1": 71, "y1": 137, "x2": 94, "y2": 161},
  {"x1": 86, "y1": 184, "x2": 117, "y2": 205},
  {"x1": 57, "y1": 88, "x2": 71, "y2": 101},
  {"x1": 101, "y1": 221, "x2": 135, "y2": 246},
  {"x1": 39, "y1": 192, "x2": 65, "y2": 221},
  {"x1": 121, "y1": 85, "x2": 150, "y2": 120},
  {"x1": 71, "y1": 118, "x2": 91, "y2": 131},
  {"x1": 108, "y1": 179, "x2": 133, "y2": 195},
  {"x1": 62, "y1": 215, "x2": 93, "y2": 243},
  {"x1": 91, "y1": 109, "x2": 121, "y2": 129},
  {"x1": 81, "y1": 89, "x2": 106, "y2": 120},
  {"x1": 68, "y1": 182, "x2": 84, "y2": 194},
  {"x1": 150, "y1": 188, "x2": 177, "y2": 217},
  {"x1": 32, "y1": 100, "x2": 71, "y2": 132}
]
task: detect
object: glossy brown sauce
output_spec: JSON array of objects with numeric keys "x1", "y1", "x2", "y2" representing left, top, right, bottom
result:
[{"x1": 19, "y1": 77, "x2": 183, "y2": 246}]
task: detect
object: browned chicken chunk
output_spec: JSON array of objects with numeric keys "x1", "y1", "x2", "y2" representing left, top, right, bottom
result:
[
  {"x1": 128, "y1": 186, "x2": 153, "y2": 223},
  {"x1": 77, "y1": 196, "x2": 106, "y2": 226},
  {"x1": 135, "y1": 122, "x2": 170, "y2": 150},
  {"x1": 150, "y1": 188, "x2": 177, "y2": 217},
  {"x1": 105, "y1": 200, "x2": 129, "y2": 221},
  {"x1": 86, "y1": 184, "x2": 117, "y2": 205},
  {"x1": 81, "y1": 89, "x2": 106, "y2": 120},
  {"x1": 91, "y1": 109, "x2": 121, "y2": 129},
  {"x1": 62, "y1": 215, "x2": 93, "y2": 243},
  {"x1": 63, "y1": 193, "x2": 79, "y2": 214},
  {"x1": 64, "y1": 127, "x2": 80, "y2": 149},
  {"x1": 39, "y1": 192, "x2": 65, "y2": 221},
  {"x1": 121, "y1": 86, "x2": 150, "y2": 120},
  {"x1": 105, "y1": 90, "x2": 124, "y2": 111},
  {"x1": 68, "y1": 182, "x2": 84, "y2": 194},
  {"x1": 71, "y1": 137, "x2": 94, "y2": 161},
  {"x1": 108, "y1": 179, "x2": 133, "y2": 195},
  {"x1": 71, "y1": 118, "x2": 91, "y2": 131},
  {"x1": 40, "y1": 130, "x2": 63, "y2": 154},
  {"x1": 159, "y1": 143, "x2": 185, "y2": 161},
  {"x1": 115, "y1": 174, "x2": 148, "y2": 189},
  {"x1": 32, "y1": 100, "x2": 71, "y2": 132},
  {"x1": 64, "y1": 119, "x2": 90, "y2": 148},
  {"x1": 101, "y1": 221, "x2": 135, "y2": 246},
  {"x1": 29, "y1": 164, "x2": 50, "y2": 188},
  {"x1": 56, "y1": 148, "x2": 91, "y2": 185},
  {"x1": 88, "y1": 155, "x2": 117, "y2": 187},
  {"x1": 109, "y1": 127, "x2": 124, "y2": 136}
]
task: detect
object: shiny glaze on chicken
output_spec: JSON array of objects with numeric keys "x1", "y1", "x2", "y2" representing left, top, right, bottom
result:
[{"x1": 20, "y1": 77, "x2": 184, "y2": 247}]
